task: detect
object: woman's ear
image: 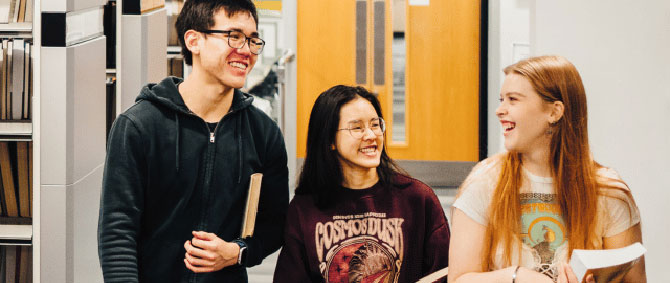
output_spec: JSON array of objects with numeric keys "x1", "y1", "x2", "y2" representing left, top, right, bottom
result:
[
  {"x1": 331, "y1": 144, "x2": 336, "y2": 151},
  {"x1": 549, "y1": 100, "x2": 565, "y2": 124},
  {"x1": 184, "y1": 30, "x2": 201, "y2": 55}
]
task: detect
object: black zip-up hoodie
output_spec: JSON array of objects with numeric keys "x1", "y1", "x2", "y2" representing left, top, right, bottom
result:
[{"x1": 98, "y1": 77, "x2": 289, "y2": 283}]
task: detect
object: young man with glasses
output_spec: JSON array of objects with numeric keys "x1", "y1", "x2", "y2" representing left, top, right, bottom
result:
[{"x1": 98, "y1": 1, "x2": 288, "y2": 282}]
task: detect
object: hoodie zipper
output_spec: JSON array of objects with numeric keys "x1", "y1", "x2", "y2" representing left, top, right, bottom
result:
[{"x1": 188, "y1": 112, "x2": 225, "y2": 283}]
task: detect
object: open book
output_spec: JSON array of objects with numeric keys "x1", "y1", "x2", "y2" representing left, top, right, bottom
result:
[
  {"x1": 569, "y1": 242, "x2": 646, "y2": 283},
  {"x1": 416, "y1": 267, "x2": 448, "y2": 283},
  {"x1": 240, "y1": 173, "x2": 263, "y2": 238}
]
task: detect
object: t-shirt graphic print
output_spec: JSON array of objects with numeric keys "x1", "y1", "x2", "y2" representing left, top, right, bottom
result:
[
  {"x1": 315, "y1": 212, "x2": 405, "y2": 283},
  {"x1": 519, "y1": 192, "x2": 565, "y2": 279}
]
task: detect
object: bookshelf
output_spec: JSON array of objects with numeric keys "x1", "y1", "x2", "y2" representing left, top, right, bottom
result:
[
  {"x1": 0, "y1": 0, "x2": 164, "y2": 282},
  {"x1": 1, "y1": 1, "x2": 35, "y2": 283}
]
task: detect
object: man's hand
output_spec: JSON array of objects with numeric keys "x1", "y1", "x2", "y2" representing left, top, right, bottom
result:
[{"x1": 183, "y1": 231, "x2": 240, "y2": 273}]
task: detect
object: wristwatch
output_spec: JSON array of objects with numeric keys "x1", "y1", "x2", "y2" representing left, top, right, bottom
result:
[{"x1": 232, "y1": 239, "x2": 247, "y2": 266}]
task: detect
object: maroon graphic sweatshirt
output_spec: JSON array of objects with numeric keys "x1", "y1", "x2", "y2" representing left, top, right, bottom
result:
[{"x1": 273, "y1": 174, "x2": 450, "y2": 283}]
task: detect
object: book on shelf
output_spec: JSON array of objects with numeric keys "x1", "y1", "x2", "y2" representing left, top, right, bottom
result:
[
  {"x1": 0, "y1": 246, "x2": 31, "y2": 283},
  {"x1": 1, "y1": 0, "x2": 29, "y2": 24},
  {"x1": 4, "y1": 245, "x2": 17, "y2": 283},
  {"x1": 0, "y1": 38, "x2": 32, "y2": 121},
  {"x1": 16, "y1": 0, "x2": 25, "y2": 23},
  {"x1": 17, "y1": 246, "x2": 30, "y2": 283},
  {"x1": 16, "y1": 141, "x2": 29, "y2": 217},
  {"x1": 0, "y1": 141, "x2": 32, "y2": 219},
  {"x1": 240, "y1": 173, "x2": 263, "y2": 238},
  {"x1": 0, "y1": 142, "x2": 18, "y2": 217},
  {"x1": 569, "y1": 242, "x2": 646, "y2": 283},
  {"x1": 23, "y1": 0, "x2": 30, "y2": 23},
  {"x1": 0, "y1": 0, "x2": 9, "y2": 24},
  {"x1": 22, "y1": 41, "x2": 30, "y2": 119},
  {"x1": 1, "y1": 39, "x2": 8, "y2": 120},
  {"x1": 11, "y1": 38, "x2": 23, "y2": 120},
  {"x1": 27, "y1": 141, "x2": 31, "y2": 214},
  {"x1": 5, "y1": 39, "x2": 12, "y2": 119}
]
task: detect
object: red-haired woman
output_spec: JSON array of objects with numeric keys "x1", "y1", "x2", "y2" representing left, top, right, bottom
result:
[{"x1": 448, "y1": 56, "x2": 645, "y2": 283}]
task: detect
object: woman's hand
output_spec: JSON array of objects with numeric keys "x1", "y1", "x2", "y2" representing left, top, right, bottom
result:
[
  {"x1": 557, "y1": 263, "x2": 594, "y2": 283},
  {"x1": 183, "y1": 231, "x2": 240, "y2": 273}
]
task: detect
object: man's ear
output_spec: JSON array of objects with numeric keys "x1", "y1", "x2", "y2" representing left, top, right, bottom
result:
[
  {"x1": 549, "y1": 100, "x2": 565, "y2": 124},
  {"x1": 331, "y1": 144, "x2": 336, "y2": 151},
  {"x1": 184, "y1": 30, "x2": 201, "y2": 55}
]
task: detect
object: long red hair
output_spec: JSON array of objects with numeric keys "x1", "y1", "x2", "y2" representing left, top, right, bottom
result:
[{"x1": 481, "y1": 55, "x2": 635, "y2": 270}]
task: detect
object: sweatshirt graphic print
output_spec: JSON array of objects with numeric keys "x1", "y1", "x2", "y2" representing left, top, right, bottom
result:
[
  {"x1": 274, "y1": 174, "x2": 450, "y2": 283},
  {"x1": 316, "y1": 212, "x2": 404, "y2": 282}
]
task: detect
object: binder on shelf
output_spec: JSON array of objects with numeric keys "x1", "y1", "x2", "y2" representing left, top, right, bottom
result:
[{"x1": 240, "y1": 173, "x2": 263, "y2": 238}]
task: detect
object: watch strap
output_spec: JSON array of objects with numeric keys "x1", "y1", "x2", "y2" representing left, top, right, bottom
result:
[{"x1": 232, "y1": 239, "x2": 247, "y2": 266}]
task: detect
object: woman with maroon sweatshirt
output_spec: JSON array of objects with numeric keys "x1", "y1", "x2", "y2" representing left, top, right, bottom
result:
[{"x1": 273, "y1": 85, "x2": 450, "y2": 283}]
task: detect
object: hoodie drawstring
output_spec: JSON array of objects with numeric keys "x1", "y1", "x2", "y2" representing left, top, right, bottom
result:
[
  {"x1": 236, "y1": 116, "x2": 242, "y2": 184},
  {"x1": 175, "y1": 113, "x2": 180, "y2": 172}
]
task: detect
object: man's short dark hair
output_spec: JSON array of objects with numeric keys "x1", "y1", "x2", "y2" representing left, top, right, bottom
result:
[{"x1": 175, "y1": 0, "x2": 259, "y2": 65}]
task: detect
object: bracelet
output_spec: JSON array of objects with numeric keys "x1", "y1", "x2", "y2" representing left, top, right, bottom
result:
[{"x1": 512, "y1": 266, "x2": 521, "y2": 283}]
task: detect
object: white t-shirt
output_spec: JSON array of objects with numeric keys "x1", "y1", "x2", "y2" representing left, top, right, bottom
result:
[{"x1": 452, "y1": 155, "x2": 641, "y2": 281}]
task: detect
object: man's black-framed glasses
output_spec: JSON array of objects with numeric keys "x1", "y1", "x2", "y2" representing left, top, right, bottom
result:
[
  {"x1": 338, "y1": 118, "x2": 386, "y2": 139},
  {"x1": 200, "y1": 30, "x2": 265, "y2": 55}
]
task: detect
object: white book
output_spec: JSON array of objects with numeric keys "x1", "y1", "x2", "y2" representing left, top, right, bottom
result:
[
  {"x1": 416, "y1": 266, "x2": 448, "y2": 283},
  {"x1": 1, "y1": 39, "x2": 7, "y2": 120},
  {"x1": 569, "y1": 242, "x2": 646, "y2": 283},
  {"x1": 11, "y1": 38, "x2": 24, "y2": 120},
  {"x1": 22, "y1": 41, "x2": 30, "y2": 119},
  {"x1": 10, "y1": 0, "x2": 18, "y2": 22},
  {"x1": 6, "y1": 39, "x2": 13, "y2": 119}
]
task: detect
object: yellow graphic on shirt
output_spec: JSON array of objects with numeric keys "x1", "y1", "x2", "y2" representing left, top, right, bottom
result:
[{"x1": 520, "y1": 193, "x2": 566, "y2": 265}]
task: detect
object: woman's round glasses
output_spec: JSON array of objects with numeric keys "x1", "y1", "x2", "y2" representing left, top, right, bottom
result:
[{"x1": 337, "y1": 118, "x2": 385, "y2": 139}]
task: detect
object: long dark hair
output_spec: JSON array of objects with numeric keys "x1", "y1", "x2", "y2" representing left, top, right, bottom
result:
[{"x1": 296, "y1": 85, "x2": 405, "y2": 209}]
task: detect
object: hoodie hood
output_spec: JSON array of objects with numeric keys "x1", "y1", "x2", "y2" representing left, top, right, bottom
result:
[
  {"x1": 136, "y1": 76, "x2": 254, "y2": 114},
  {"x1": 135, "y1": 77, "x2": 254, "y2": 178}
]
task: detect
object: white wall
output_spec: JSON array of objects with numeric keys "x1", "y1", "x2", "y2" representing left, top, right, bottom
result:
[
  {"x1": 529, "y1": 1, "x2": 670, "y2": 280},
  {"x1": 487, "y1": 0, "x2": 531, "y2": 156}
]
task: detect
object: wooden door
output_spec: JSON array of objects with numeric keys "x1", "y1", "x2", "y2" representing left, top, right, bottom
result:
[{"x1": 297, "y1": 0, "x2": 480, "y2": 162}]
